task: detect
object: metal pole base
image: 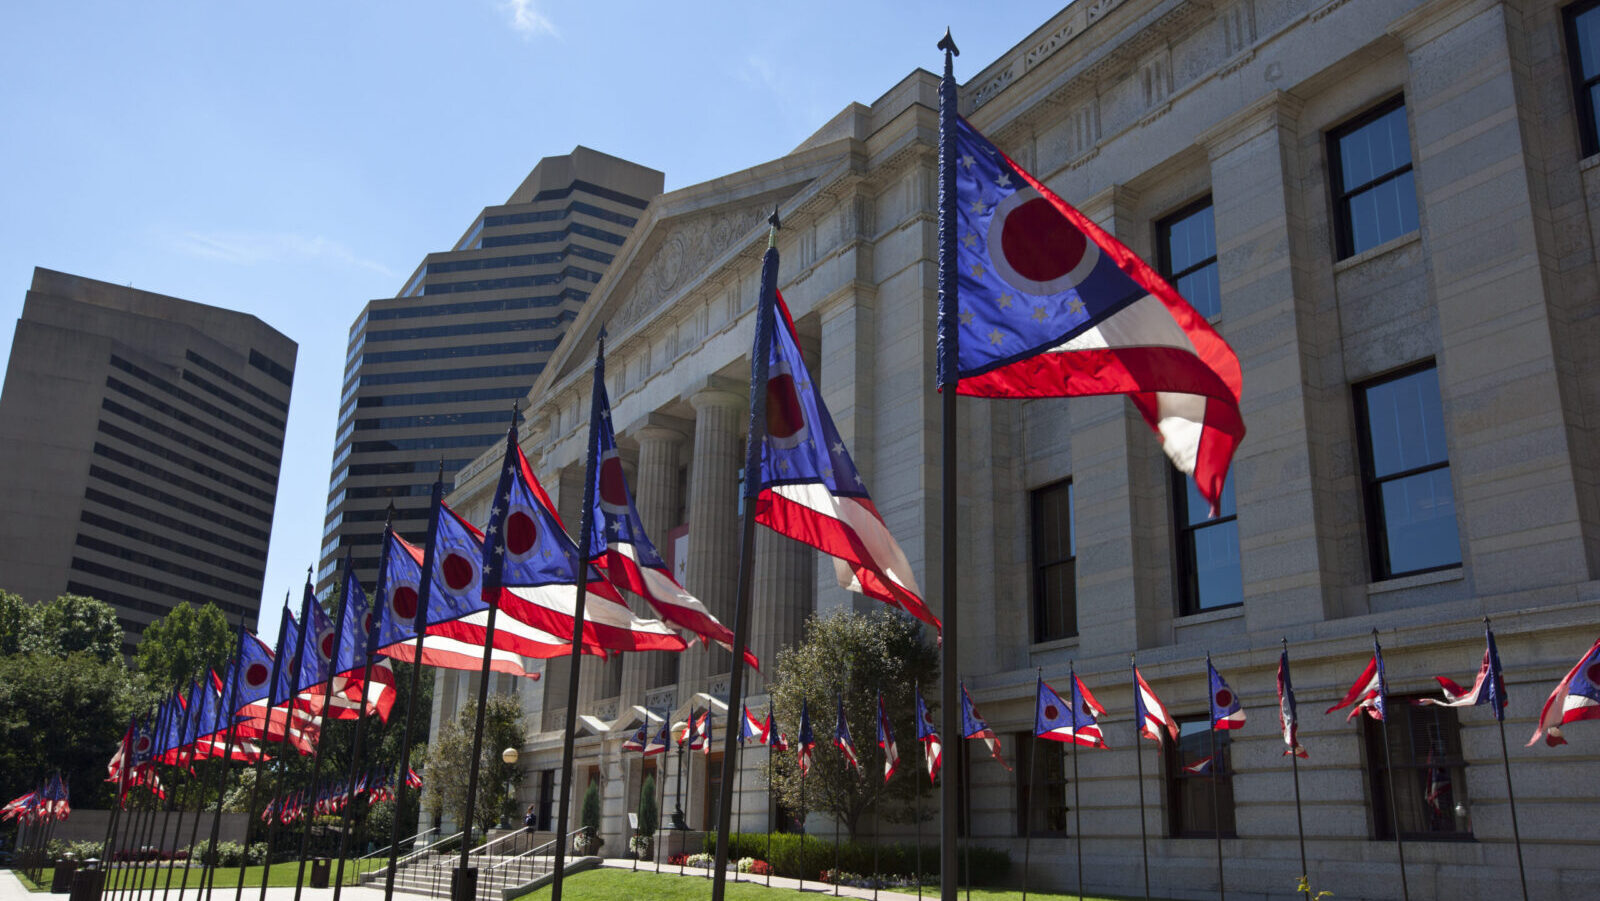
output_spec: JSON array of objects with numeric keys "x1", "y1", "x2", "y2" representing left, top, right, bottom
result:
[{"x1": 449, "y1": 866, "x2": 478, "y2": 901}]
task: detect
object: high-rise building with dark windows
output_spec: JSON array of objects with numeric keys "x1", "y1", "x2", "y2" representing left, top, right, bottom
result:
[
  {"x1": 0, "y1": 268, "x2": 296, "y2": 652},
  {"x1": 318, "y1": 147, "x2": 662, "y2": 594}
]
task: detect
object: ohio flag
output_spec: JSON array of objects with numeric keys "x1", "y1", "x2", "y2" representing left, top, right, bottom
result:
[
  {"x1": 940, "y1": 113, "x2": 1245, "y2": 513},
  {"x1": 796, "y1": 700, "x2": 816, "y2": 776},
  {"x1": 1327, "y1": 639, "x2": 1389, "y2": 723},
  {"x1": 1529, "y1": 633, "x2": 1600, "y2": 747},
  {"x1": 1132, "y1": 663, "x2": 1177, "y2": 744},
  {"x1": 746, "y1": 232, "x2": 938, "y2": 632},
  {"x1": 834, "y1": 695, "x2": 861, "y2": 773},
  {"x1": 1207, "y1": 656, "x2": 1246, "y2": 730},
  {"x1": 915, "y1": 684, "x2": 942, "y2": 783},
  {"x1": 876, "y1": 692, "x2": 899, "y2": 783}
]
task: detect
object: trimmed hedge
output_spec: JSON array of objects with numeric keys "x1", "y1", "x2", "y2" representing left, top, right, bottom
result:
[{"x1": 708, "y1": 831, "x2": 1008, "y2": 884}]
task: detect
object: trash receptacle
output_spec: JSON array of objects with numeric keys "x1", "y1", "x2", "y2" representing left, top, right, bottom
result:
[
  {"x1": 309, "y1": 858, "x2": 331, "y2": 889},
  {"x1": 51, "y1": 859, "x2": 80, "y2": 893},
  {"x1": 69, "y1": 861, "x2": 104, "y2": 901}
]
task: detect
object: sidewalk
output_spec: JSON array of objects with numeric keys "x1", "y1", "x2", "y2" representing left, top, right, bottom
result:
[
  {"x1": 0, "y1": 870, "x2": 392, "y2": 901},
  {"x1": 595, "y1": 857, "x2": 930, "y2": 901}
]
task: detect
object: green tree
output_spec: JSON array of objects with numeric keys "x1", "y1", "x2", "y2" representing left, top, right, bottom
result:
[
  {"x1": 135, "y1": 601, "x2": 234, "y2": 690},
  {"x1": 0, "y1": 650, "x2": 150, "y2": 807},
  {"x1": 0, "y1": 590, "x2": 28, "y2": 656},
  {"x1": 16, "y1": 592, "x2": 122, "y2": 662},
  {"x1": 579, "y1": 780, "x2": 601, "y2": 845},
  {"x1": 637, "y1": 774, "x2": 658, "y2": 837},
  {"x1": 763, "y1": 608, "x2": 939, "y2": 839},
  {"x1": 420, "y1": 693, "x2": 526, "y2": 841}
]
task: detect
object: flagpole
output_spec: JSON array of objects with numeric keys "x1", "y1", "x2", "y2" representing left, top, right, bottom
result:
[
  {"x1": 1070, "y1": 667, "x2": 1082, "y2": 901},
  {"x1": 632, "y1": 726, "x2": 645, "y2": 874},
  {"x1": 333, "y1": 615, "x2": 382, "y2": 901},
  {"x1": 871, "y1": 687, "x2": 883, "y2": 901},
  {"x1": 1372, "y1": 631, "x2": 1410, "y2": 901},
  {"x1": 732, "y1": 727, "x2": 744, "y2": 883},
  {"x1": 263, "y1": 583, "x2": 317, "y2": 901},
  {"x1": 1283, "y1": 640, "x2": 1308, "y2": 900},
  {"x1": 1205, "y1": 654, "x2": 1224, "y2": 901},
  {"x1": 797, "y1": 768, "x2": 807, "y2": 893},
  {"x1": 167, "y1": 681, "x2": 208, "y2": 901},
  {"x1": 935, "y1": 27, "x2": 962, "y2": 901},
  {"x1": 201, "y1": 620, "x2": 249, "y2": 901},
  {"x1": 174, "y1": 730, "x2": 210, "y2": 901},
  {"x1": 914, "y1": 740, "x2": 923, "y2": 901},
  {"x1": 961, "y1": 735, "x2": 971, "y2": 901},
  {"x1": 238, "y1": 598, "x2": 289, "y2": 901},
  {"x1": 454, "y1": 410, "x2": 522, "y2": 901},
  {"x1": 128, "y1": 762, "x2": 163, "y2": 901},
  {"x1": 833, "y1": 692, "x2": 842, "y2": 898},
  {"x1": 102, "y1": 717, "x2": 136, "y2": 900},
  {"x1": 765, "y1": 713, "x2": 774, "y2": 888},
  {"x1": 1023, "y1": 670, "x2": 1040, "y2": 901},
  {"x1": 710, "y1": 209, "x2": 780, "y2": 901},
  {"x1": 1482, "y1": 618, "x2": 1528, "y2": 901},
  {"x1": 1131, "y1": 657, "x2": 1150, "y2": 901},
  {"x1": 551, "y1": 343, "x2": 607, "y2": 901},
  {"x1": 114, "y1": 769, "x2": 151, "y2": 901},
  {"x1": 384, "y1": 475, "x2": 444, "y2": 901},
  {"x1": 657, "y1": 746, "x2": 668, "y2": 875},
  {"x1": 294, "y1": 563, "x2": 347, "y2": 901}
]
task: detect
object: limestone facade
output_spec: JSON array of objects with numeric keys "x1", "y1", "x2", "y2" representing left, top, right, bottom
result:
[{"x1": 428, "y1": 2, "x2": 1600, "y2": 898}]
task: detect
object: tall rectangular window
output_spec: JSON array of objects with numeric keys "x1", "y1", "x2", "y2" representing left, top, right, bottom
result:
[
  {"x1": 1355, "y1": 363, "x2": 1461, "y2": 579},
  {"x1": 1166, "y1": 718, "x2": 1235, "y2": 838},
  {"x1": 1173, "y1": 470, "x2": 1243, "y2": 614},
  {"x1": 1015, "y1": 733, "x2": 1068, "y2": 837},
  {"x1": 1329, "y1": 98, "x2": 1419, "y2": 258},
  {"x1": 1363, "y1": 699, "x2": 1473, "y2": 840},
  {"x1": 1031, "y1": 480, "x2": 1076, "y2": 642},
  {"x1": 1158, "y1": 198, "x2": 1221, "y2": 318},
  {"x1": 1565, "y1": 0, "x2": 1600, "y2": 157}
]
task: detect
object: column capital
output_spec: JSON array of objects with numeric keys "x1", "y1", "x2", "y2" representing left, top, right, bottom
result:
[
  {"x1": 684, "y1": 375, "x2": 747, "y2": 413},
  {"x1": 627, "y1": 411, "x2": 693, "y2": 445}
]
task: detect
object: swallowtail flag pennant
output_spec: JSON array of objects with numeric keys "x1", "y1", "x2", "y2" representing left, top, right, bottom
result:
[
  {"x1": 915, "y1": 683, "x2": 942, "y2": 783},
  {"x1": 623, "y1": 719, "x2": 650, "y2": 753},
  {"x1": 644, "y1": 715, "x2": 671, "y2": 757},
  {"x1": 1277, "y1": 649, "x2": 1308, "y2": 758},
  {"x1": 1207, "y1": 656, "x2": 1246, "y2": 730},
  {"x1": 1132, "y1": 663, "x2": 1177, "y2": 744},
  {"x1": 876, "y1": 692, "x2": 899, "y2": 783},
  {"x1": 747, "y1": 265, "x2": 938, "y2": 632},
  {"x1": 582, "y1": 346, "x2": 755, "y2": 666},
  {"x1": 939, "y1": 111, "x2": 1245, "y2": 514},
  {"x1": 960, "y1": 681, "x2": 1010, "y2": 771},
  {"x1": 1418, "y1": 623, "x2": 1507, "y2": 720},
  {"x1": 796, "y1": 700, "x2": 816, "y2": 776},
  {"x1": 739, "y1": 705, "x2": 767, "y2": 745},
  {"x1": 766, "y1": 707, "x2": 790, "y2": 752},
  {"x1": 1528, "y1": 633, "x2": 1600, "y2": 747},
  {"x1": 834, "y1": 695, "x2": 861, "y2": 773},
  {"x1": 1325, "y1": 640, "x2": 1388, "y2": 723}
]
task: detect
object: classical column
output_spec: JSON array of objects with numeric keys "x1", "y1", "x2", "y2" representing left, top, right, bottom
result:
[
  {"x1": 748, "y1": 528, "x2": 812, "y2": 696},
  {"x1": 678, "y1": 380, "x2": 746, "y2": 699},
  {"x1": 627, "y1": 413, "x2": 690, "y2": 692}
]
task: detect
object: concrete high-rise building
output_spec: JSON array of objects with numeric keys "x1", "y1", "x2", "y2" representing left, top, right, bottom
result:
[
  {"x1": 0, "y1": 268, "x2": 296, "y2": 651},
  {"x1": 318, "y1": 147, "x2": 663, "y2": 593}
]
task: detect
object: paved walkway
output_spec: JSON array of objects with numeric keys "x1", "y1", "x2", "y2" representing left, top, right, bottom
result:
[{"x1": 2, "y1": 862, "x2": 932, "y2": 901}]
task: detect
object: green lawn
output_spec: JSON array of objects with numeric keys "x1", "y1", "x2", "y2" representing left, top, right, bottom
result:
[
  {"x1": 16, "y1": 860, "x2": 369, "y2": 892},
  {"x1": 510, "y1": 868, "x2": 1162, "y2": 901}
]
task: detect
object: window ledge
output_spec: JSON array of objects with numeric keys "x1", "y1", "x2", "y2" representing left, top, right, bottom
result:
[
  {"x1": 1368, "y1": 567, "x2": 1464, "y2": 595},
  {"x1": 1332, "y1": 230, "x2": 1421, "y2": 272},
  {"x1": 1029, "y1": 636, "x2": 1080, "y2": 654},
  {"x1": 1175, "y1": 604, "x2": 1245, "y2": 626},
  {"x1": 1580, "y1": 152, "x2": 1600, "y2": 172}
]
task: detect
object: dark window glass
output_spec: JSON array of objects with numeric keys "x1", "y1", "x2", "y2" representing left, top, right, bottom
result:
[
  {"x1": 366, "y1": 313, "x2": 573, "y2": 345},
  {"x1": 536, "y1": 770, "x2": 555, "y2": 831},
  {"x1": 365, "y1": 290, "x2": 584, "y2": 323},
  {"x1": 1031, "y1": 480, "x2": 1076, "y2": 642},
  {"x1": 356, "y1": 387, "x2": 527, "y2": 410},
  {"x1": 1166, "y1": 718, "x2": 1235, "y2": 838},
  {"x1": 528, "y1": 180, "x2": 651, "y2": 210},
  {"x1": 185, "y1": 350, "x2": 289, "y2": 412},
  {"x1": 248, "y1": 349, "x2": 294, "y2": 386},
  {"x1": 88, "y1": 447, "x2": 273, "y2": 525},
  {"x1": 1158, "y1": 199, "x2": 1221, "y2": 318},
  {"x1": 83, "y1": 477, "x2": 269, "y2": 543},
  {"x1": 1565, "y1": 1, "x2": 1600, "y2": 157},
  {"x1": 1174, "y1": 470, "x2": 1242, "y2": 614},
  {"x1": 702, "y1": 756, "x2": 724, "y2": 831},
  {"x1": 421, "y1": 267, "x2": 603, "y2": 295},
  {"x1": 359, "y1": 338, "x2": 560, "y2": 366},
  {"x1": 95, "y1": 419, "x2": 278, "y2": 504},
  {"x1": 1355, "y1": 363, "x2": 1461, "y2": 579},
  {"x1": 110, "y1": 356, "x2": 284, "y2": 447},
  {"x1": 1329, "y1": 99, "x2": 1419, "y2": 258},
  {"x1": 350, "y1": 433, "x2": 502, "y2": 454},
  {"x1": 1363, "y1": 698, "x2": 1473, "y2": 840},
  {"x1": 1016, "y1": 733, "x2": 1068, "y2": 837},
  {"x1": 355, "y1": 362, "x2": 542, "y2": 388}
]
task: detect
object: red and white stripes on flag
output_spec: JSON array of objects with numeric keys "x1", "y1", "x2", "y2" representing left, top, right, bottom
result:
[
  {"x1": 1326, "y1": 655, "x2": 1385, "y2": 722},
  {"x1": 1528, "y1": 634, "x2": 1600, "y2": 747},
  {"x1": 1133, "y1": 666, "x2": 1178, "y2": 744}
]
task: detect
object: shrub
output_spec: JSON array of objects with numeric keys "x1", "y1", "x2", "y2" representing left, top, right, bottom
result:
[
  {"x1": 636, "y1": 775, "x2": 658, "y2": 837},
  {"x1": 709, "y1": 831, "x2": 1009, "y2": 884}
]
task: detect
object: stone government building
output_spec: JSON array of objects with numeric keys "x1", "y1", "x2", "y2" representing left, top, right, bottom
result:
[{"x1": 427, "y1": 0, "x2": 1600, "y2": 898}]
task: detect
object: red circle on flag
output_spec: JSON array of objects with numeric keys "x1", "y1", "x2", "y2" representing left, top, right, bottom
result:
[
  {"x1": 507, "y1": 511, "x2": 537, "y2": 555},
  {"x1": 1044, "y1": 704, "x2": 1059, "y2": 720},
  {"x1": 135, "y1": 735, "x2": 152, "y2": 753},
  {"x1": 767, "y1": 373, "x2": 806, "y2": 442},
  {"x1": 1215, "y1": 689, "x2": 1233, "y2": 708},
  {"x1": 320, "y1": 630, "x2": 336, "y2": 660},
  {"x1": 245, "y1": 663, "x2": 270, "y2": 687},
  {"x1": 987, "y1": 188, "x2": 1101, "y2": 295},
  {"x1": 599, "y1": 453, "x2": 630, "y2": 510},
  {"x1": 442, "y1": 554, "x2": 476, "y2": 591},
  {"x1": 391, "y1": 586, "x2": 418, "y2": 621},
  {"x1": 363, "y1": 612, "x2": 375, "y2": 635},
  {"x1": 1586, "y1": 661, "x2": 1600, "y2": 685}
]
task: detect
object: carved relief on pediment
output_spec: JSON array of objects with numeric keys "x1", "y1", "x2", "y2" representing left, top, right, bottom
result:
[{"x1": 613, "y1": 204, "x2": 771, "y2": 332}]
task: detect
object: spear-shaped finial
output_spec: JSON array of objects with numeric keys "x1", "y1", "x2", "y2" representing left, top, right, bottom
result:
[
  {"x1": 938, "y1": 27, "x2": 959, "y2": 57},
  {"x1": 384, "y1": 501, "x2": 396, "y2": 528},
  {"x1": 767, "y1": 205, "x2": 781, "y2": 248}
]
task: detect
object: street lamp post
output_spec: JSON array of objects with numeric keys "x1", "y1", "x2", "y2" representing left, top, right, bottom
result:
[{"x1": 501, "y1": 748, "x2": 519, "y2": 836}]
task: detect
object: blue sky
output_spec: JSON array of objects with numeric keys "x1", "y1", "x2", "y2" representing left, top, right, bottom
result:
[{"x1": 1, "y1": 1, "x2": 1065, "y2": 638}]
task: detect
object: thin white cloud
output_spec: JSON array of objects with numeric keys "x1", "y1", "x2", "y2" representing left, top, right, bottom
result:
[
  {"x1": 170, "y1": 230, "x2": 395, "y2": 277},
  {"x1": 502, "y1": 0, "x2": 558, "y2": 38},
  {"x1": 740, "y1": 54, "x2": 780, "y2": 92}
]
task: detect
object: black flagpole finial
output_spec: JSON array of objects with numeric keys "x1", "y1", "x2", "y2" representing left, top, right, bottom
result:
[
  {"x1": 938, "y1": 28, "x2": 959, "y2": 56},
  {"x1": 384, "y1": 501, "x2": 396, "y2": 527},
  {"x1": 769, "y1": 205, "x2": 781, "y2": 231}
]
